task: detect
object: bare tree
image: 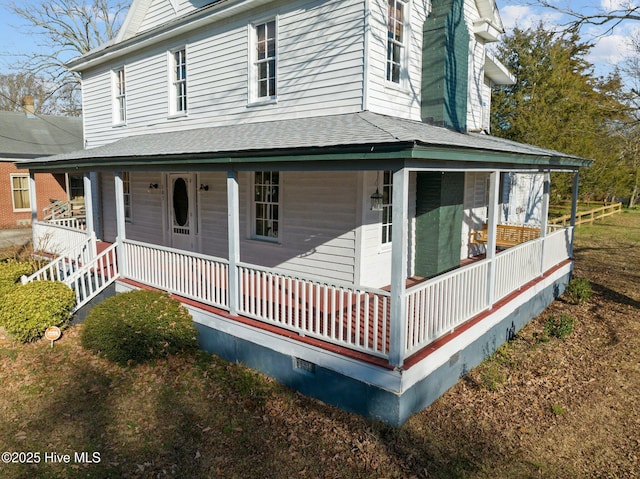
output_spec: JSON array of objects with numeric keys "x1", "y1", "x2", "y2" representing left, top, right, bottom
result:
[
  {"x1": 6, "y1": 0, "x2": 129, "y2": 115},
  {"x1": 0, "y1": 73, "x2": 55, "y2": 113},
  {"x1": 530, "y1": 0, "x2": 640, "y2": 34}
]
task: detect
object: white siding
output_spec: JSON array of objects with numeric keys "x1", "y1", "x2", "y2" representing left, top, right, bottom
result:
[
  {"x1": 357, "y1": 170, "x2": 415, "y2": 288},
  {"x1": 104, "y1": 169, "x2": 360, "y2": 284},
  {"x1": 500, "y1": 173, "x2": 544, "y2": 226},
  {"x1": 239, "y1": 171, "x2": 358, "y2": 283},
  {"x1": 100, "y1": 171, "x2": 166, "y2": 245},
  {"x1": 366, "y1": 0, "x2": 429, "y2": 120},
  {"x1": 82, "y1": 0, "x2": 366, "y2": 148}
]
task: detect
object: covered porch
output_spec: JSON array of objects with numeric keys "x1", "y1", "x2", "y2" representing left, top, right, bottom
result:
[
  {"x1": 27, "y1": 166, "x2": 578, "y2": 369},
  {"x1": 17, "y1": 112, "x2": 589, "y2": 423}
]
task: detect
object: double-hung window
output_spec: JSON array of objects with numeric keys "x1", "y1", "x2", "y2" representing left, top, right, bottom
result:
[
  {"x1": 11, "y1": 174, "x2": 30, "y2": 211},
  {"x1": 381, "y1": 171, "x2": 393, "y2": 244},
  {"x1": 170, "y1": 48, "x2": 187, "y2": 114},
  {"x1": 253, "y1": 171, "x2": 279, "y2": 240},
  {"x1": 252, "y1": 19, "x2": 277, "y2": 101},
  {"x1": 386, "y1": 0, "x2": 406, "y2": 84},
  {"x1": 113, "y1": 67, "x2": 127, "y2": 124}
]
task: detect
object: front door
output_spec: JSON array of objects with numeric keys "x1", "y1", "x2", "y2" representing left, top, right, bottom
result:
[{"x1": 168, "y1": 173, "x2": 197, "y2": 250}]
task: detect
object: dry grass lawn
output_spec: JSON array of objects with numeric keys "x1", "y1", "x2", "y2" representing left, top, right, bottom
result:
[{"x1": 0, "y1": 210, "x2": 638, "y2": 478}]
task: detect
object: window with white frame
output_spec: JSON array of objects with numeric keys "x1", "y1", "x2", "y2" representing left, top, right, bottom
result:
[
  {"x1": 10, "y1": 174, "x2": 30, "y2": 211},
  {"x1": 251, "y1": 19, "x2": 277, "y2": 101},
  {"x1": 386, "y1": 0, "x2": 406, "y2": 84},
  {"x1": 253, "y1": 171, "x2": 279, "y2": 240},
  {"x1": 113, "y1": 67, "x2": 127, "y2": 124},
  {"x1": 170, "y1": 48, "x2": 187, "y2": 114},
  {"x1": 381, "y1": 171, "x2": 393, "y2": 244},
  {"x1": 122, "y1": 171, "x2": 132, "y2": 221}
]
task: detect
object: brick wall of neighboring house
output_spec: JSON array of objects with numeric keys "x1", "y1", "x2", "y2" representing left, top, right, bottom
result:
[{"x1": 0, "y1": 161, "x2": 67, "y2": 229}]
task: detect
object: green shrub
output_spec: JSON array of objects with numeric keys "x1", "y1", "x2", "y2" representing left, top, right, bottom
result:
[
  {"x1": 81, "y1": 290, "x2": 199, "y2": 365},
  {"x1": 0, "y1": 281, "x2": 75, "y2": 342},
  {"x1": 565, "y1": 277, "x2": 592, "y2": 305},
  {"x1": 544, "y1": 313, "x2": 575, "y2": 340},
  {"x1": 0, "y1": 261, "x2": 33, "y2": 297}
]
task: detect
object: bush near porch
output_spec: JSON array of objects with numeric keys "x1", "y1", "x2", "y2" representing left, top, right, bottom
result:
[
  {"x1": 81, "y1": 290, "x2": 199, "y2": 365},
  {"x1": 0, "y1": 280, "x2": 75, "y2": 342},
  {"x1": 0, "y1": 211, "x2": 637, "y2": 478}
]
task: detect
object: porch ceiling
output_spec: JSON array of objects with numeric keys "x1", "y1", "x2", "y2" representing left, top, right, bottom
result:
[{"x1": 15, "y1": 111, "x2": 592, "y2": 172}]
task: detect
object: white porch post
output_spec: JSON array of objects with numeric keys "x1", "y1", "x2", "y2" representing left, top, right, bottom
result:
[
  {"x1": 486, "y1": 171, "x2": 500, "y2": 309},
  {"x1": 83, "y1": 172, "x2": 97, "y2": 257},
  {"x1": 389, "y1": 167, "x2": 409, "y2": 369},
  {"x1": 114, "y1": 172, "x2": 127, "y2": 276},
  {"x1": 227, "y1": 169, "x2": 240, "y2": 316},
  {"x1": 539, "y1": 172, "x2": 551, "y2": 275},
  {"x1": 569, "y1": 170, "x2": 580, "y2": 257},
  {"x1": 29, "y1": 172, "x2": 38, "y2": 246}
]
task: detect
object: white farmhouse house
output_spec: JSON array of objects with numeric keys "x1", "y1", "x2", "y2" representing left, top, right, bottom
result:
[{"x1": 18, "y1": 0, "x2": 590, "y2": 425}]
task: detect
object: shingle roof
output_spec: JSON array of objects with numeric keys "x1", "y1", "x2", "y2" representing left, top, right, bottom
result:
[
  {"x1": 16, "y1": 111, "x2": 590, "y2": 169},
  {"x1": 0, "y1": 111, "x2": 83, "y2": 158}
]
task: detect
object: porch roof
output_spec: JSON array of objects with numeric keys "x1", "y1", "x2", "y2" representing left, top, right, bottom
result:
[{"x1": 16, "y1": 111, "x2": 592, "y2": 172}]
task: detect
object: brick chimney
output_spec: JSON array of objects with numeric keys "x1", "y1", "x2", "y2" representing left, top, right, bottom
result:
[{"x1": 22, "y1": 96, "x2": 35, "y2": 118}]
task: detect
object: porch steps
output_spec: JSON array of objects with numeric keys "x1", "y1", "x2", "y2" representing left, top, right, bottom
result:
[{"x1": 23, "y1": 237, "x2": 120, "y2": 314}]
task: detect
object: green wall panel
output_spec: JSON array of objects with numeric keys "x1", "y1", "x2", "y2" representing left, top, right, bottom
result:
[
  {"x1": 421, "y1": 0, "x2": 469, "y2": 132},
  {"x1": 415, "y1": 172, "x2": 464, "y2": 277}
]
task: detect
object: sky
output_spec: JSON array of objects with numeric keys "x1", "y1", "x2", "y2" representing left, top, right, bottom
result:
[{"x1": 0, "y1": 1, "x2": 637, "y2": 79}]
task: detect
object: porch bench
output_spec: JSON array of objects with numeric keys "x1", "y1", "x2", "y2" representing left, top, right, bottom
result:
[{"x1": 471, "y1": 224, "x2": 541, "y2": 249}]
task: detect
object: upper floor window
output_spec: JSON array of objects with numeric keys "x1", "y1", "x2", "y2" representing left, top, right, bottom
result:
[
  {"x1": 10, "y1": 174, "x2": 30, "y2": 211},
  {"x1": 170, "y1": 48, "x2": 187, "y2": 115},
  {"x1": 381, "y1": 171, "x2": 393, "y2": 244},
  {"x1": 113, "y1": 67, "x2": 127, "y2": 124},
  {"x1": 253, "y1": 171, "x2": 279, "y2": 240},
  {"x1": 386, "y1": 0, "x2": 406, "y2": 84},
  {"x1": 251, "y1": 19, "x2": 277, "y2": 101}
]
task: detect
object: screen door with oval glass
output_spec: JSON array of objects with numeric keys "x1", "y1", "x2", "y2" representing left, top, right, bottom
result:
[{"x1": 168, "y1": 173, "x2": 197, "y2": 250}]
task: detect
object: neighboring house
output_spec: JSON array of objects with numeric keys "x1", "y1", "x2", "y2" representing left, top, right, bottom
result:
[
  {"x1": 0, "y1": 97, "x2": 84, "y2": 229},
  {"x1": 17, "y1": 0, "x2": 591, "y2": 425}
]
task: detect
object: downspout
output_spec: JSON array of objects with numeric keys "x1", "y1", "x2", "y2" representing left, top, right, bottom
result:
[{"x1": 362, "y1": 0, "x2": 370, "y2": 112}]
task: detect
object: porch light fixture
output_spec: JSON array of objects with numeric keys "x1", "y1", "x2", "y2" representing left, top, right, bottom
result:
[
  {"x1": 199, "y1": 184, "x2": 209, "y2": 191},
  {"x1": 370, "y1": 171, "x2": 384, "y2": 211},
  {"x1": 148, "y1": 183, "x2": 158, "y2": 190}
]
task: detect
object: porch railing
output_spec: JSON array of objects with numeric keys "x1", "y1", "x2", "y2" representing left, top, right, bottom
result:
[
  {"x1": 123, "y1": 240, "x2": 229, "y2": 311},
  {"x1": 23, "y1": 234, "x2": 118, "y2": 312},
  {"x1": 405, "y1": 260, "x2": 490, "y2": 357},
  {"x1": 404, "y1": 228, "x2": 572, "y2": 357},
  {"x1": 33, "y1": 221, "x2": 91, "y2": 257},
  {"x1": 119, "y1": 228, "x2": 571, "y2": 362},
  {"x1": 122, "y1": 240, "x2": 391, "y2": 358},
  {"x1": 237, "y1": 263, "x2": 391, "y2": 358},
  {"x1": 45, "y1": 216, "x2": 87, "y2": 230},
  {"x1": 22, "y1": 233, "x2": 96, "y2": 284}
]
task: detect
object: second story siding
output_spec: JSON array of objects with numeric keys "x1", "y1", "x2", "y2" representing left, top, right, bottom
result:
[
  {"x1": 82, "y1": 0, "x2": 366, "y2": 149},
  {"x1": 366, "y1": 0, "x2": 430, "y2": 121}
]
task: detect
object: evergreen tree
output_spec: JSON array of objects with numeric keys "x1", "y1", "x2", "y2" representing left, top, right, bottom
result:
[{"x1": 491, "y1": 24, "x2": 631, "y2": 200}]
